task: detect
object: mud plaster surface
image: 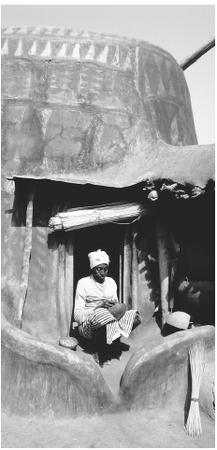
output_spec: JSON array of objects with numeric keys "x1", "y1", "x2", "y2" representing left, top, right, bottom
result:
[
  {"x1": 2, "y1": 407, "x2": 214, "y2": 448},
  {"x1": 2, "y1": 320, "x2": 215, "y2": 448}
]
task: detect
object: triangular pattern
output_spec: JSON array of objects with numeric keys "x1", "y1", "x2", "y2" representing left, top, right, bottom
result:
[
  {"x1": 1, "y1": 39, "x2": 9, "y2": 55},
  {"x1": 14, "y1": 40, "x2": 23, "y2": 57},
  {"x1": 123, "y1": 50, "x2": 132, "y2": 70},
  {"x1": 40, "y1": 41, "x2": 52, "y2": 58},
  {"x1": 81, "y1": 31, "x2": 90, "y2": 39},
  {"x1": 28, "y1": 41, "x2": 37, "y2": 56},
  {"x1": 57, "y1": 43, "x2": 68, "y2": 58},
  {"x1": 160, "y1": 58, "x2": 170, "y2": 93},
  {"x1": 97, "y1": 45, "x2": 109, "y2": 64},
  {"x1": 146, "y1": 54, "x2": 161, "y2": 95},
  {"x1": 85, "y1": 44, "x2": 95, "y2": 60},
  {"x1": 170, "y1": 115, "x2": 179, "y2": 145},
  {"x1": 38, "y1": 109, "x2": 52, "y2": 136},
  {"x1": 71, "y1": 43, "x2": 80, "y2": 59},
  {"x1": 135, "y1": 45, "x2": 140, "y2": 70},
  {"x1": 3, "y1": 27, "x2": 14, "y2": 34},
  {"x1": 17, "y1": 27, "x2": 28, "y2": 34},
  {"x1": 45, "y1": 27, "x2": 54, "y2": 35},
  {"x1": 15, "y1": 105, "x2": 27, "y2": 123},
  {"x1": 56, "y1": 28, "x2": 65, "y2": 36},
  {"x1": 157, "y1": 76, "x2": 165, "y2": 96},
  {"x1": 169, "y1": 79, "x2": 176, "y2": 98},
  {"x1": 69, "y1": 30, "x2": 80, "y2": 37},
  {"x1": 31, "y1": 27, "x2": 41, "y2": 35},
  {"x1": 144, "y1": 73, "x2": 152, "y2": 95},
  {"x1": 112, "y1": 46, "x2": 120, "y2": 66},
  {"x1": 166, "y1": 103, "x2": 177, "y2": 125}
]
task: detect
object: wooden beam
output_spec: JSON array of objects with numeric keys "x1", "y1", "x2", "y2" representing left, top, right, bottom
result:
[
  {"x1": 131, "y1": 225, "x2": 138, "y2": 311},
  {"x1": 123, "y1": 227, "x2": 132, "y2": 309},
  {"x1": 65, "y1": 236, "x2": 74, "y2": 335},
  {"x1": 156, "y1": 220, "x2": 170, "y2": 327},
  {"x1": 48, "y1": 201, "x2": 149, "y2": 233},
  {"x1": 57, "y1": 242, "x2": 68, "y2": 337},
  {"x1": 119, "y1": 244, "x2": 123, "y2": 303},
  {"x1": 180, "y1": 39, "x2": 215, "y2": 71},
  {"x1": 16, "y1": 187, "x2": 35, "y2": 328}
]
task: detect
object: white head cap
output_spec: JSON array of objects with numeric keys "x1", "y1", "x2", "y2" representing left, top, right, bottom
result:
[{"x1": 88, "y1": 249, "x2": 110, "y2": 269}]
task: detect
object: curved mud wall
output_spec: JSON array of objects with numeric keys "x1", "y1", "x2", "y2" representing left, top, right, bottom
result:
[
  {"x1": 120, "y1": 325, "x2": 214, "y2": 411},
  {"x1": 2, "y1": 315, "x2": 115, "y2": 416}
]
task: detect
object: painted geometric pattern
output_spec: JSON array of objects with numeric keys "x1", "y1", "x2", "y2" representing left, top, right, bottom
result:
[{"x1": 2, "y1": 27, "x2": 197, "y2": 171}]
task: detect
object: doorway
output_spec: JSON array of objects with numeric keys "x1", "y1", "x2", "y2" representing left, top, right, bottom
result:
[{"x1": 73, "y1": 223, "x2": 124, "y2": 299}]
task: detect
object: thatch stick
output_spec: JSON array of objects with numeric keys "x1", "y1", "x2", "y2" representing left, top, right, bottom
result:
[
  {"x1": 16, "y1": 187, "x2": 35, "y2": 328},
  {"x1": 185, "y1": 342, "x2": 205, "y2": 437},
  {"x1": 48, "y1": 201, "x2": 148, "y2": 233}
]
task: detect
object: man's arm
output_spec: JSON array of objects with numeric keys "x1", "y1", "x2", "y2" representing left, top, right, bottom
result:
[
  {"x1": 103, "y1": 278, "x2": 119, "y2": 308},
  {"x1": 74, "y1": 280, "x2": 92, "y2": 323}
]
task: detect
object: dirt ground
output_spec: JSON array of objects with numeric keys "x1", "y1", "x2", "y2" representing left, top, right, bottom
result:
[
  {"x1": 1, "y1": 318, "x2": 215, "y2": 448},
  {"x1": 1, "y1": 407, "x2": 214, "y2": 448}
]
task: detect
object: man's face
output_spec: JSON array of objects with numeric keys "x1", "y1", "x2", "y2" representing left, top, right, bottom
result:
[{"x1": 92, "y1": 264, "x2": 109, "y2": 283}]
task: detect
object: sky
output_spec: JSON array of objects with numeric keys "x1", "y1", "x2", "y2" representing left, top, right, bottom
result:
[{"x1": 1, "y1": 4, "x2": 215, "y2": 145}]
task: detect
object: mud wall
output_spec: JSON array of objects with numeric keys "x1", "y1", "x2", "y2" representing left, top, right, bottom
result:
[
  {"x1": 2, "y1": 316, "x2": 114, "y2": 417},
  {"x1": 120, "y1": 325, "x2": 214, "y2": 411},
  {"x1": 2, "y1": 28, "x2": 197, "y2": 184}
]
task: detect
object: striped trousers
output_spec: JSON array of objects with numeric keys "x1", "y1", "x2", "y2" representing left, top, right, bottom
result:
[{"x1": 78, "y1": 308, "x2": 137, "y2": 345}]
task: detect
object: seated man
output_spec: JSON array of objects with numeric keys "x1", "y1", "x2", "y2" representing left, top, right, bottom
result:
[{"x1": 74, "y1": 249, "x2": 141, "y2": 346}]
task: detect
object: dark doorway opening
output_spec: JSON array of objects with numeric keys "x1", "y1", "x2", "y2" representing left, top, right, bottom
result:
[{"x1": 73, "y1": 224, "x2": 123, "y2": 296}]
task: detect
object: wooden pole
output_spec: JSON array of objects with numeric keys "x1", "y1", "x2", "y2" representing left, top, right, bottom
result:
[
  {"x1": 156, "y1": 219, "x2": 170, "y2": 328},
  {"x1": 169, "y1": 233, "x2": 180, "y2": 312},
  {"x1": 180, "y1": 38, "x2": 215, "y2": 71},
  {"x1": 119, "y1": 245, "x2": 123, "y2": 303},
  {"x1": 123, "y1": 227, "x2": 132, "y2": 309},
  {"x1": 57, "y1": 242, "x2": 68, "y2": 337},
  {"x1": 65, "y1": 236, "x2": 74, "y2": 335},
  {"x1": 131, "y1": 225, "x2": 138, "y2": 311},
  {"x1": 16, "y1": 187, "x2": 35, "y2": 328}
]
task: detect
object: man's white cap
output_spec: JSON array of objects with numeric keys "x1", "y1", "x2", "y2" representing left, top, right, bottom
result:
[{"x1": 88, "y1": 249, "x2": 110, "y2": 269}]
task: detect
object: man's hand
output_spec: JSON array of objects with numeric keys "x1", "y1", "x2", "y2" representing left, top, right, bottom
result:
[
  {"x1": 94, "y1": 299, "x2": 116, "y2": 309},
  {"x1": 103, "y1": 299, "x2": 116, "y2": 309}
]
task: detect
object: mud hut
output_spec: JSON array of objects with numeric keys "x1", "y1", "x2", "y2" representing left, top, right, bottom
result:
[{"x1": 1, "y1": 27, "x2": 215, "y2": 417}]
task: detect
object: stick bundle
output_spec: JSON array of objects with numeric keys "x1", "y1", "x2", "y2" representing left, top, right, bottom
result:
[
  {"x1": 185, "y1": 341, "x2": 205, "y2": 438},
  {"x1": 48, "y1": 202, "x2": 147, "y2": 233}
]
